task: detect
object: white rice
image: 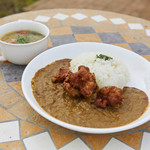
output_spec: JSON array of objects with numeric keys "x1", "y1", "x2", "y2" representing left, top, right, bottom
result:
[{"x1": 69, "y1": 52, "x2": 129, "y2": 89}]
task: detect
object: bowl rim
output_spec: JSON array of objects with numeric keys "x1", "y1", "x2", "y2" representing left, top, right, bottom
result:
[
  {"x1": 21, "y1": 42, "x2": 150, "y2": 134},
  {"x1": 0, "y1": 20, "x2": 50, "y2": 46}
]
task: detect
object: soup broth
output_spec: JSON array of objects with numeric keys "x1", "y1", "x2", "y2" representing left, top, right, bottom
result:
[{"x1": 1, "y1": 30, "x2": 45, "y2": 44}]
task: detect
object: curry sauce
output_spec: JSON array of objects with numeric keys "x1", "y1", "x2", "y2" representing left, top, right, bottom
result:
[{"x1": 31, "y1": 59, "x2": 149, "y2": 128}]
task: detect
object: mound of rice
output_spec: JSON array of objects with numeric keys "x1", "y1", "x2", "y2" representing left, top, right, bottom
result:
[{"x1": 70, "y1": 52, "x2": 129, "y2": 89}]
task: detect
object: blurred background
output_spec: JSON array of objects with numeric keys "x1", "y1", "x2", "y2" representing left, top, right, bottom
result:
[{"x1": 0, "y1": 0, "x2": 150, "y2": 20}]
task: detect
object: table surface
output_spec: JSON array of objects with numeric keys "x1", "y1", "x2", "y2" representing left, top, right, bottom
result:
[{"x1": 0, "y1": 9, "x2": 150, "y2": 150}]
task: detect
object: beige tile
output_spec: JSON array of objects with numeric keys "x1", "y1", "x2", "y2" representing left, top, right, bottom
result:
[
  {"x1": 81, "y1": 9, "x2": 99, "y2": 16},
  {"x1": 0, "y1": 107, "x2": 16, "y2": 122},
  {"x1": 47, "y1": 19, "x2": 61, "y2": 28},
  {"x1": 112, "y1": 43, "x2": 132, "y2": 51},
  {"x1": 120, "y1": 34, "x2": 138, "y2": 43},
  {"x1": 27, "y1": 111, "x2": 51, "y2": 128},
  {"x1": 0, "y1": 141, "x2": 25, "y2": 150},
  {"x1": 4, "y1": 14, "x2": 22, "y2": 21},
  {"x1": 99, "y1": 21, "x2": 116, "y2": 32},
  {"x1": 137, "y1": 36, "x2": 150, "y2": 47},
  {"x1": 142, "y1": 55, "x2": 150, "y2": 61},
  {"x1": 0, "y1": 90, "x2": 22, "y2": 109},
  {"x1": 116, "y1": 132, "x2": 143, "y2": 150},
  {"x1": 74, "y1": 18, "x2": 90, "y2": 26},
  {"x1": 9, "y1": 81, "x2": 24, "y2": 97},
  {"x1": 82, "y1": 135, "x2": 110, "y2": 150},
  {"x1": 50, "y1": 27, "x2": 72, "y2": 35},
  {"x1": 19, "y1": 11, "x2": 37, "y2": 20},
  {"x1": 8, "y1": 100, "x2": 34, "y2": 120},
  {"x1": 36, "y1": 9, "x2": 51, "y2": 16},
  {"x1": 124, "y1": 30, "x2": 146, "y2": 42},
  {"x1": 48, "y1": 38, "x2": 52, "y2": 47},
  {"x1": 62, "y1": 18, "x2": 76, "y2": 26},
  {"x1": 50, "y1": 121, "x2": 75, "y2": 133},
  {"x1": 0, "y1": 19, "x2": 8, "y2": 25},
  {"x1": 0, "y1": 72, "x2": 3, "y2": 80},
  {"x1": 94, "y1": 28, "x2": 113, "y2": 33},
  {"x1": 0, "y1": 81, "x2": 10, "y2": 94},
  {"x1": 50, "y1": 130, "x2": 76, "y2": 149},
  {"x1": 75, "y1": 33, "x2": 101, "y2": 42},
  {"x1": 20, "y1": 120, "x2": 44, "y2": 138},
  {"x1": 114, "y1": 24, "x2": 130, "y2": 33}
]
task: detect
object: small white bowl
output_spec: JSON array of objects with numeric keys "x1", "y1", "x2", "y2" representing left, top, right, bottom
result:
[
  {"x1": 0, "y1": 21, "x2": 49, "y2": 65},
  {"x1": 22, "y1": 42, "x2": 150, "y2": 134}
]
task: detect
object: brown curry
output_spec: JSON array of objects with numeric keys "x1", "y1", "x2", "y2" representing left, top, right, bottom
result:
[{"x1": 31, "y1": 59, "x2": 149, "y2": 128}]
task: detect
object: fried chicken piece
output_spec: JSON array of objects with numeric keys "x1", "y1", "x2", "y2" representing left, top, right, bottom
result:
[
  {"x1": 69, "y1": 66, "x2": 97, "y2": 98},
  {"x1": 62, "y1": 82, "x2": 81, "y2": 97},
  {"x1": 52, "y1": 68, "x2": 70, "y2": 83},
  {"x1": 94, "y1": 86, "x2": 122, "y2": 108},
  {"x1": 52, "y1": 65, "x2": 97, "y2": 98}
]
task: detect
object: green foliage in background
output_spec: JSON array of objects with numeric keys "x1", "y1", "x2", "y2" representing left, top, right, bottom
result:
[{"x1": 0, "y1": 0, "x2": 38, "y2": 18}]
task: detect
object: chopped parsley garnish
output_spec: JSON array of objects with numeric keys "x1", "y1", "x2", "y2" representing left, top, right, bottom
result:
[
  {"x1": 16, "y1": 35, "x2": 30, "y2": 44},
  {"x1": 96, "y1": 54, "x2": 113, "y2": 61}
]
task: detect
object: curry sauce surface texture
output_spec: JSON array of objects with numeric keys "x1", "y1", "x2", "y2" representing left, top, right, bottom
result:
[{"x1": 31, "y1": 59, "x2": 148, "y2": 128}]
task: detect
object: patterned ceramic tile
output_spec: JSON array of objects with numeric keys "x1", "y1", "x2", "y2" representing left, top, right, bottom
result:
[
  {"x1": 48, "y1": 39, "x2": 52, "y2": 47},
  {"x1": 98, "y1": 32, "x2": 126, "y2": 44},
  {"x1": 50, "y1": 121, "x2": 75, "y2": 133},
  {"x1": 145, "y1": 29, "x2": 150, "y2": 36},
  {"x1": 0, "y1": 141, "x2": 25, "y2": 150},
  {"x1": 8, "y1": 100, "x2": 34, "y2": 120},
  {"x1": 117, "y1": 132, "x2": 143, "y2": 150},
  {"x1": 112, "y1": 43, "x2": 132, "y2": 51},
  {"x1": 71, "y1": 26, "x2": 95, "y2": 34},
  {"x1": 59, "y1": 138, "x2": 91, "y2": 150},
  {"x1": 27, "y1": 111, "x2": 51, "y2": 128},
  {"x1": 98, "y1": 21, "x2": 116, "y2": 32},
  {"x1": 91, "y1": 15, "x2": 107, "y2": 22},
  {"x1": 120, "y1": 34, "x2": 138, "y2": 43},
  {"x1": 47, "y1": 19, "x2": 61, "y2": 28},
  {"x1": 34, "y1": 15, "x2": 50, "y2": 22},
  {"x1": 74, "y1": 33, "x2": 101, "y2": 42},
  {"x1": 0, "y1": 72, "x2": 3, "y2": 80},
  {"x1": 0, "y1": 81, "x2": 10, "y2": 94},
  {"x1": 20, "y1": 120, "x2": 44, "y2": 138},
  {"x1": 53, "y1": 13, "x2": 69, "y2": 20},
  {"x1": 61, "y1": 18, "x2": 76, "y2": 26},
  {"x1": 50, "y1": 35, "x2": 76, "y2": 47},
  {"x1": 141, "y1": 132, "x2": 150, "y2": 150},
  {"x1": 71, "y1": 13, "x2": 87, "y2": 20},
  {"x1": 103, "y1": 138, "x2": 134, "y2": 150},
  {"x1": 114, "y1": 24, "x2": 130, "y2": 33},
  {"x1": 23, "y1": 132, "x2": 56, "y2": 150},
  {"x1": 128, "y1": 23, "x2": 144, "y2": 30},
  {"x1": 49, "y1": 130, "x2": 76, "y2": 149},
  {"x1": 50, "y1": 27, "x2": 72, "y2": 35},
  {"x1": 0, "y1": 90, "x2": 22, "y2": 109},
  {"x1": 0, "y1": 64, "x2": 26, "y2": 82},
  {"x1": 0, "y1": 107, "x2": 16, "y2": 122},
  {"x1": 128, "y1": 43, "x2": 150, "y2": 55},
  {"x1": 110, "y1": 18, "x2": 126, "y2": 25},
  {"x1": 81, "y1": 135, "x2": 110, "y2": 150},
  {"x1": 0, "y1": 120, "x2": 20, "y2": 143},
  {"x1": 8, "y1": 81, "x2": 24, "y2": 96},
  {"x1": 0, "y1": 19, "x2": 8, "y2": 25},
  {"x1": 143, "y1": 55, "x2": 150, "y2": 61}
]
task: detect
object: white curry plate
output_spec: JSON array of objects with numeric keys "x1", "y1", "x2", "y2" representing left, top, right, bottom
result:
[{"x1": 22, "y1": 42, "x2": 150, "y2": 134}]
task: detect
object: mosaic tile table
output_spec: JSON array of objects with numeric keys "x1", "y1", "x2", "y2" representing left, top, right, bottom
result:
[{"x1": 0, "y1": 9, "x2": 150, "y2": 150}]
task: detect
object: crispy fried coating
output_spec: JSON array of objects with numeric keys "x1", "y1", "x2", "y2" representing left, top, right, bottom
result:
[
  {"x1": 94, "y1": 86, "x2": 122, "y2": 108},
  {"x1": 52, "y1": 68, "x2": 71, "y2": 83},
  {"x1": 52, "y1": 65, "x2": 97, "y2": 98},
  {"x1": 69, "y1": 66, "x2": 97, "y2": 97}
]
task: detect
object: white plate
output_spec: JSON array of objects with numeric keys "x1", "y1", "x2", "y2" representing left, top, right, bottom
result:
[{"x1": 22, "y1": 42, "x2": 150, "y2": 134}]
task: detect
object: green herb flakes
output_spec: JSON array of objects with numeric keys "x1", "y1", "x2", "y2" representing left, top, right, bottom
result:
[{"x1": 96, "y1": 54, "x2": 113, "y2": 61}]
